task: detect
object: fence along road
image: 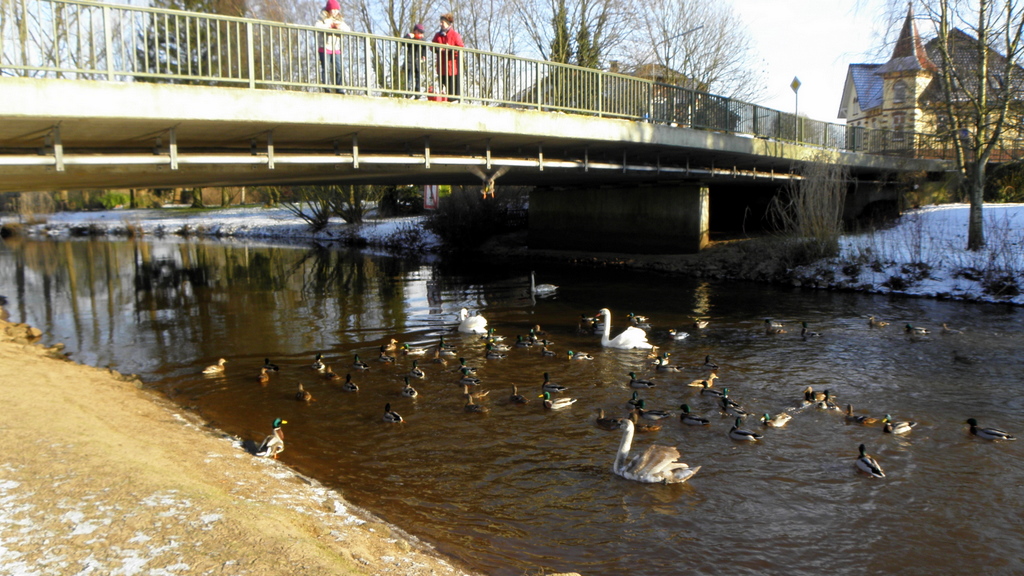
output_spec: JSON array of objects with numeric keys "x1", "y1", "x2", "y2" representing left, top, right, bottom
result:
[{"x1": 0, "y1": 0, "x2": 952, "y2": 192}]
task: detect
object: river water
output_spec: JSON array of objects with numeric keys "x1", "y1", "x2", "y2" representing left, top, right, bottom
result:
[{"x1": 2, "y1": 237, "x2": 1022, "y2": 575}]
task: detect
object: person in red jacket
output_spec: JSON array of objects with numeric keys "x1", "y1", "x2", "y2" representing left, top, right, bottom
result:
[{"x1": 432, "y1": 13, "x2": 464, "y2": 102}]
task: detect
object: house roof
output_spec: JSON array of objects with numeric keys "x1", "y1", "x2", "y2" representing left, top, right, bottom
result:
[
  {"x1": 876, "y1": 5, "x2": 936, "y2": 75},
  {"x1": 839, "y1": 63, "x2": 883, "y2": 118},
  {"x1": 920, "y1": 28, "x2": 1024, "y2": 104}
]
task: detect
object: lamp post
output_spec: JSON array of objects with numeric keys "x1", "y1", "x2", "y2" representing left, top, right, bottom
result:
[
  {"x1": 658, "y1": 25, "x2": 704, "y2": 81},
  {"x1": 791, "y1": 76, "x2": 801, "y2": 140}
]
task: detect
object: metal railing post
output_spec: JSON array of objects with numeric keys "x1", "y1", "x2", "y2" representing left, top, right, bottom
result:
[
  {"x1": 246, "y1": 22, "x2": 255, "y2": 88},
  {"x1": 103, "y1": 6, "x2": 114, "y2": 81}
]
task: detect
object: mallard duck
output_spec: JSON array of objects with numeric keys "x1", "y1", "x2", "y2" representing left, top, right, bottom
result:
[
  {"x1": 613, "y1": 419, "x2": 700, "y2": 484},
  {"x1": 628, "y1": 312, "x2": 651, "y2": 327},
  {"x1": 383, "y1": 338, "x2": 399, "y2": 352},
  {"x1": 845, "y1": 404, "x2": 880, "y2": 425},
  {"x1": 628, "y1": 372, "x2": 656, "y2": 388},
  {"x1": 255, "y1": 418, "x2": 287, "y2": 458},
  {"x1": 720, "y1": 393, "x2": 748, "y2": 417},
  {"x1": 311, "y1": 353, "x2": 325, "y2": 372},
  {"x1": 868, "y1": 316, "x2": 889, "y2": 328},
  {"x1": 578, "y1": 313, "x2": 597, "y2": 335},
  {"x1": 816, "y1": 390, "x2": 840, "y2": 411},
  {"x1": 687, "y1": 373, "x2": 718, "y2": 388},
  {"x1": 729, "y1": 417, "x2": 763, "y2": 441},
  {"x1": 941, "y1": 323, "x2": 963, "y2": 335},
  {"x1": 568, "y1": 350, "x2": 594, "y2": 360},
  {"x1": 516, "y1": 335, "x2": 534, "y2": 348},
  {"x1": 539, "y1": 390, "x2": 577, "y2": 410},
  {"x1": 462, "y1": 384, "x2": 489, "y2": 400},
  {"x1": 464, "y1": 392, "x2": 490, "y2": 413},
  {"x1": 459, "y1": 367, "x2": 482, "y2": 386},
  {"x1": 296, "y1": 383, "x2": 314, "y2": 402},
  {"x1": 488, "y1": 339, "x2": 512, "y2": 352},
  {"x1": 803, "y1": 386, "x2": 827, "y2": 403},
  {"x1": 257, "y1": 367, "x2": 271, "y2": 384},
  {"x1": 202, "y1": 358, "x2": 227, "y2": 374},
  {"x1": 703, "y1": 355, "x2": 719, "y2": 370},
  {"x1": 341, "y1": 373, "x2": 358, "y2": 392},
  {"x1": 627, "y1": 391, "x2": 643, "y2": 408},
  {"x1": 262, "y1": 358, "x2": 280, "y2": 372},
  {"x1": 541, "y1": 345, "x2": 557, "y2": 357},
  {"x1": 541, "y1": 372, "x2": 567, "y2": 392},
  {"x1": 378, "y1": 345, "x2": 396, "y2": 363},
  {"x1": 382, "y1": 402, "x2": 403, "y2": 423},
  {"x1": 856, "y1": 444, "x2": 885, "y2": 478},
  {"x1": 481, "y1": 327, "x2": 505, "y2": 342},
  {"x1": 882, "y1": 414, "x2": 916, "y2": 435},
  {"x1": 764, "y1": 319, "x2": 786, "y2": 334},
  {"x1": 457, "y1": 308, "x2": 488, "y2": 334},
  {"x1": 401, "y1": 376, "x2": 419, "y2": 398},
  {"x1": 654, "y1": 355, "x2": 682, "y2": 372},
  {"x1": 408, "y1": 359, "x2": 425, "y2": 380},
  {"x1": 352, "y1": 354, "x2": 370, "y2": 370},
  {"x1": 801, "y1": 322, "x2": 821, "y2": 339},
  {"x1": 633, "y1": 399, "x2": 671, "y2": 420},
  {"x1": 509, "y1": 385, "x2": 529, "y2": 404},
  {"x1": 700, "y1": 381, "x2": 725, "y2": 397},
  {"x1": 430, "y1": 349, "x2": 448, "y2": 366},
  {"x1": 401, "y1": 342, "x2": 427, "y2": 356},
  {"x1": 596, "y1": 408, "x2": 627, "y2": 430},
  {"x1": 458, "y1": 357, "x2": 477, "y2": 374},
  {"x1": 438, "y1": 335, "x2": 457, "y2": 350},
  {"x1": 628, "y1": 411, "x2": 662, "y2": 432},
  {"x1": 966, "y1": 418, "x2": 1016, "y2": 440},
  {"x1": 323, "y1": 365, "x2": 342, "y2": 381},
  {"x1": 485, "y1": 343, "x2": 507, "y2": 360},
  {"x1": 905, "y1": 324, "x2": 929, "y2": 335},
  {"x1": 679, "y1": 404, "x2": 710, "y2": 426},
  {"x1": 692, "y1": 318, "x2": 709, "y2": 329},
  {"x1": 667, "y1": 328, "x2": 690, "y2": 340},
  {"x1": 596, "y1": 308, "x2": 653, "y2": 350},
  {"x1": 761, "y1": 412, "x2": 792, "y2": 428}
]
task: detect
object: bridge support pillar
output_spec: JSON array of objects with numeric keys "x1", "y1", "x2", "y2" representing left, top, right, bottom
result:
[{"x1": 528, "y1": 183, "x2": 709, "y2": 254}]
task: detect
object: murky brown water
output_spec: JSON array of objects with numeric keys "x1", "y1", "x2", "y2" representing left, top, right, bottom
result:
[{"x1": 2, "y1": 237, "x2": 1023, "y2": 575}]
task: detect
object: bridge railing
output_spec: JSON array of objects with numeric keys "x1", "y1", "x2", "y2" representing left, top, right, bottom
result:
[{"x1": 0, "y1": 0, "x2": 955, "y2": 158}]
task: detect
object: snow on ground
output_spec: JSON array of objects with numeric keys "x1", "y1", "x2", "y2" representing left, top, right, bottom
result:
[
  {"x1": 5, "y1": 204, "x2": 441, "y2": 252},
  {"x1": 792, "y1": 203, "x2": 1024, "y2": 305},
  {"x1": 5, "y1": 202, "x2": 1023, "y2": 305}
]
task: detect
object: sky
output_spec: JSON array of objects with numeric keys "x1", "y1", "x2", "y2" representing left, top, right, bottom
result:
[{"x1": 727, "y1": 0, "x2": 901, "y2": 122}]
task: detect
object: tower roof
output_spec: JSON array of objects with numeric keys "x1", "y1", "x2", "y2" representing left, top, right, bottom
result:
[{"x1": 876, "y1": 4, "x2": 937, "y2": 75}]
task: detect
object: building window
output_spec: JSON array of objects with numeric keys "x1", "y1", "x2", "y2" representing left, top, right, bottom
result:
[
  {"x1": 893, "y1": 81, "x2": 908, "y2": 104},
  {"x1": 893, "y1": 112, "x2": 906, "y2": 141}
]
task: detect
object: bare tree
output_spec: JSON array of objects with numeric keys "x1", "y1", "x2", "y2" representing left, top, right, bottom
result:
[
  {"x1": 621, "y1": 0, "x2": 765, "y2": 100},
  {"x1": 509, "y1": 0, "x2": 627, "y2": 66},
  {"x1": 914, "y1": 0, "x2": 1024, "y2": 250}
]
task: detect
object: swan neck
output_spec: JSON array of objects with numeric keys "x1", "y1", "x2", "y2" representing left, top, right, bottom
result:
[
  {"x1": 600, "y1": 309, "x2": 612, "y2": 346},
  {"x1": 614, "y1": 420, "x2": 634, "y2": 471}
]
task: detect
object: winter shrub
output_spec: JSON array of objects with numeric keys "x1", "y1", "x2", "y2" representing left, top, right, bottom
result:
[
  {"x1": 99, "y1": 192, "x2": 130, "y2": 209},
  {"x1": 882, "y1": 275, "x2": 908, "y2": 291},
  {"x1": 982, "y1": 272, "x2": 1020, "y2": 297}
]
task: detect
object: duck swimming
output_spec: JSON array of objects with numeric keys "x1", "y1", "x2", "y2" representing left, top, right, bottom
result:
[
  {"x1": 596, "y1": 408, "x2": 627, "y2": 430},
  {"x1": 311, "y1": 353, "x2": 325, "y2": 372},
  {"x1": 341, "y1": 373, "x2": 359, "y2": 392},
  {"x1": 856, "y1": 444, "x2": 885, "y2": 478},
  {"x1": 845, "y1": 404, "x2": 880, "y2": 426},
  {"x1": 628, "y1": 372, "x2": 656, "y2": 388},
  {"x1": 401, "y1": 377, "x2": 419, "y2": 398},
  {"x1": 382, "y1": 403, "x2": 403, "y2": 423},
  {"x1": 408, "y1": 359, "x2": 425, "y2": 380},
  {"x1": 679, "y1": 404, "x2": 710, "y2": 426},
  {"x1": 352, "y1": 354, "x2": 370, "y2": 370},
  {"x1": 760, "y1": 412, "x2": 792, "y2": 428},
  {"x1": 539, "y1": 390, "x2": 577, "y2": 410},
  {"x1": 966, "y1": 418, "x2": 1016, "y2": 440},
  {"x1": 882, "y1": 414, "x2": 916, "y2": 435},
  {"x1": 509, "y1": 385, "x2": 529, "y2": 404},
  {"x1": 729, "y1": 417, "x2": 763, "y2": 441},
  {"x1": 202, "y1": 358, "x2": 227, "y2": 375},
  {"x1": 541, "y1": 372, "x2": 567, "y2": 392}
]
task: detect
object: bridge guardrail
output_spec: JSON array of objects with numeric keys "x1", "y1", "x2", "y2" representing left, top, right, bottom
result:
[{"x1": 0, "y1": 0, "x2": 968, "y2": 159}]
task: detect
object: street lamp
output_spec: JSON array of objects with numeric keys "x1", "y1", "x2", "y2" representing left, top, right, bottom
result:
[
  {"x1": 791, "y1": 76, "x2": 801, "y2": 140},
  {"x1": 657, "y1": 25, "x2": 704, "y2": 80}
]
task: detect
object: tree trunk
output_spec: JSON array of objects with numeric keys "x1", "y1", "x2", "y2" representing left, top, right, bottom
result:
[
  {"x1": 967, "y1": 161, "x2": 986, "y2": 250},
  {"x1": 191, "y1": 188, "x2": 204, "y2": 208}
]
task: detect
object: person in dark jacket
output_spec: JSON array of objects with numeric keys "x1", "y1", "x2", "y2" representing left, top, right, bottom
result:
[{"x1": 403, "y1": 23, "x2": 426, "y2": 96}]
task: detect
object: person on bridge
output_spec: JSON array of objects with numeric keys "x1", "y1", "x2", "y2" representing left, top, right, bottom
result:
[
  {"x1": 432, "y1": 13, "x2": 464, "y2": 102},
  {"x1": 403, "y1": 23, "x2": 427, "y2": 97},
  {"x1": 315, "y1": 0, "x2": 351, "y2": 94}
]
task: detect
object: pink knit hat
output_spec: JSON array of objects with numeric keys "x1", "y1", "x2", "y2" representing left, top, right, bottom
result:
[{"x1": 324, "y1": 0, "x2": 340, "y2": 11}]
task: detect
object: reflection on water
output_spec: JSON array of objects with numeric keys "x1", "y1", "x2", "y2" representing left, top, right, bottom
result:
[{"x1": 2, "y1": 236, "x2": 1023, "y2": 575}]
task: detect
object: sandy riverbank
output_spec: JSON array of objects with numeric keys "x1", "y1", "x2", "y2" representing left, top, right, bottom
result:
[{"x1": 0, "y1": 314, "x2": 482, "y2": 576}]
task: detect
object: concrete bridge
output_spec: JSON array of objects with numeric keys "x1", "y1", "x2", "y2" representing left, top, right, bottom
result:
[{"x1": 1, "y1": 0, "x2": 953, "y2": 252}]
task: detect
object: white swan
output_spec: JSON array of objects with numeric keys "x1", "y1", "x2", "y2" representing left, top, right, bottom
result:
[
  {"x1": 613, "y1": 419, "x2": 700, "y2": 484},
  {"x1": 596, "y1": 308, "x2": 652, "y2": 349},
  {"x1": 530, "y1": 271, "x2": 558, "y2": 297},
  {"x1": 458, "y1": 308, "x2": 488, "y2": 334}
]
